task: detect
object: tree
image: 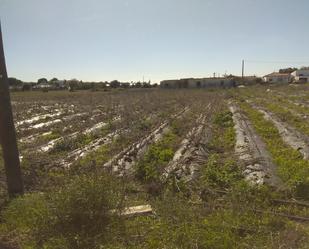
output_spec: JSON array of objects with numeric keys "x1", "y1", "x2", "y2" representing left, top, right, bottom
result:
[
  {"x1": 279, "y1": 67, "x2": 298, "y2": 74},
  {"x1": 37, "y1": 78, "x2": 48, "y2": 84},
  {"x1": 0, "y1": 23, "x2": 24, "y2": 197},
  {"x1": 121, "y1": 82, "x2": 130, "y2": 88},
  {"x1": 8, "y1": 77, "x2": 23, "y2": 86},
  {"x1": 110, "y1": 80, "x2": 120, "y2": 88},
  {"x1": 134, "y1": 82, "x2": 142, "y2": 88},
  {"x1": 300, "y1": 66, "x2": 309, "y2": 70},
  {"x1": 50, "y1": 78, "x2": 59, "y2": 83},
  {"x1": 142, "y1": 82, "x2": 151, "y2": 88},
  {"x1": 67, "y1": 79, "x2": 79, "y2": 91},
  {"x1": 22, "y1": 84, "x2": 32, "y2": 91}
]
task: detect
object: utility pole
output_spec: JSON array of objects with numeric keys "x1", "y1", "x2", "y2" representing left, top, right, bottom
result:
[
  {"x1": 0, "y1": 22, "x2": 24, "y2": 197},
  {"x1": 242, "y1": 59, "x2": 245, "y2": 78}
]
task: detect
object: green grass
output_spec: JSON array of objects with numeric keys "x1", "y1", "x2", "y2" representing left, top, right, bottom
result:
[
  {"x1": 136, "y1": 131, "x2": 178, "y2": 183},
  {"x1": 1, "y1": 118, "x2": 308, "y2": 248},
  {"x1": 200, "y1": 111, "x2": 242, "y2": 190},
  {"x1": 50, "y1": 133, "x2": 98, "y2": 154},
  {"x1": 0, "y1": 173, "x2": 124, "y2": 249},
  {"x1": 240, "y1": 101, "x2": 309, "y2": 199},
  {"x1": 236, "y1": 87, "x2": 309, "y2": 137},
  {"x1": 41, "y1": 131, "x2": 62, "y2": 142},
  {"x1": 108, "y1": 107, "x2": 309, "y2": 249},
  {"x1": 277, "y1": 97, "x2": 309, "y2": 116},
  {"x1": 78, "y1": 144, "x2": 110, "y2": 168},
  {"x1": 50, "y1": 122, "x2": 114, "y2": 155},
  {"x1": 2, "y1": 93, "x2": 309, "y2": 248},
  {"x1": 260, "y1": 101, "x2": 309, "y2": 137},
  {"x1": 0, "y1": 150, "x2": 8, "y2": 210},
  {"x1": 135, "y1": 116, "x2": 193, "y2": 195}
]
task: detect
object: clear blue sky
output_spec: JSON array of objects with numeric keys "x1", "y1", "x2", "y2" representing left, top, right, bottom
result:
[{"x1": 1, "y1": 0, "x2": 309, "y2": 83}]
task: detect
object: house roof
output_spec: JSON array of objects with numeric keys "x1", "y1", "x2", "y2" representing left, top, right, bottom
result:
[{"x1": 263, "y1": 72, "x2": 290, "y2": 77}]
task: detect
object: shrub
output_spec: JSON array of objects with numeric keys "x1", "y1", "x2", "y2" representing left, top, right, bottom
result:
[
  {"x1": 201, "y1": 154, "x2": 242, "y2": 189},
  {"x1": 41, "y1": 131, "x2": 61, "y2": 142},
  {"x1": 1, "y1": 192, "x2": 51, "y2": 247},
  {"x1": 136, "y1": 132, "x2": 177, "y2": 184},
  {"x1": 1, "y1": 173, "x2": 123, "y2": 249},
  {"x1": 51, "y1": 134, "x2": 94, "y2": 154},
  {"x1": 200, "y1": 109, "x2": 240, "y2": 190},
  {"x1": 213, "y1": 111, "x2": 233, "y2": 128}
]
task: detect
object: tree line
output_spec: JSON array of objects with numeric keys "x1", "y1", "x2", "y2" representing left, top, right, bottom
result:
[
  {"x1": 279, "y1": 67, "x2": 309, "y2": 74},
  {"x1": 8, "y1": 77, "x2": 158, "y2": 91}
]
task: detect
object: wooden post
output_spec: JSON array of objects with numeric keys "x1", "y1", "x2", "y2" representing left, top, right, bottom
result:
[{"x1": 0, "y1": 22, "x2": 24, "y2": 197}]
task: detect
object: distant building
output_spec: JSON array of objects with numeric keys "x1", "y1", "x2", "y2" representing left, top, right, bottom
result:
[
  {"x1": 291, "y1": 69, "x2": 309, "y2": 83},
  {"x1": 242, "y1": 76, "x2": 262, "y2": 84},
  {"x1": 33, "y1": 82, "x2": 53, "y2": 90},
  {"x1": 160, "y1": 77, "x2": 235, "y2": 89},
  {"x1": 160, "y1": 79, "x2": 186, "y2": 88},
  {"x1": 231, "y1": 75, "x2": 262, "y2": 85},
  {"x1": 262, "y1": 72, "x2": 291, "y2": 83},
  {"x1": 9, "y1": 85, "x2": 23, "y2": 91}
]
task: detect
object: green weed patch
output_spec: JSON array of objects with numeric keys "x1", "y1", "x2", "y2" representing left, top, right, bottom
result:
[{"x1": 240, "y1": 102, "x2": 309, "y2": 199}]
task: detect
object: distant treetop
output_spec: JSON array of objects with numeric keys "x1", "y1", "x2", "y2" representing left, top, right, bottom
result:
[
  {"x1": 278, "y1": 67, "x2": 298, "y2": 74},
  {"x1": 37, "y1": 78, "x2": 48, "y2": 84},
  {"x1": 50, "y1": 78, "x2": 59, "y2": 82},
  {"x1": 8, "y1": 77, "x2": 23, "y2": 86}
]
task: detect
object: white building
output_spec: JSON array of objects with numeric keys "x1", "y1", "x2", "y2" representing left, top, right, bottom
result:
[
  {"x1": 33, "y1": 82, "x2": 52, "y2": 90},
  {"x1": 291, "y1": 69, "x2": 309, "y2": 83},
  {"x1": 263, "y1": 72, "x2": 291, "y2": 83},
  {"x1": 160, "y1": 77, "x2": 235, "y2": 89}
]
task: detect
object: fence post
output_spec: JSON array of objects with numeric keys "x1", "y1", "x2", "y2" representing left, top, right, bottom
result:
[{"x1": 0, "y1": 22, "x2": 24, "y2": 197}]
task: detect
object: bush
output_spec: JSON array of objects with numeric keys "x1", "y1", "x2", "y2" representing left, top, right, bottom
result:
[
  {"x1": 214, "y1": 111, "x2": 233, "y2": 128},
  {"x1": 1, "y1": 193, "x2": 51, "y2": 247},
  {"x1": 1, "y1": 173, "x2": 124, "y2": 249},
  {"x1": 51, "y1": 134, "x2": 94, "y2": 154},
  {"x1": 136, "y1": 132, "x2": 177, "y2": 184},
  {"x1": 201, "y1": 154, "x2": 242, "y2": 189},
  {"x1": 41, "y1": 131, "x2": 61, "y2": 142}
]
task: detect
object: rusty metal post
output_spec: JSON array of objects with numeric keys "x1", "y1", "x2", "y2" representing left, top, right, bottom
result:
[{"x1": 0, "y1": 22, "x2": 24, "y2": 197}]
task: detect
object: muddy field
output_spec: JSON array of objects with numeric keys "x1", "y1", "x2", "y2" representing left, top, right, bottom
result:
[{"x1": 1, "y1": 86, "x2": 309, "y2": 248}]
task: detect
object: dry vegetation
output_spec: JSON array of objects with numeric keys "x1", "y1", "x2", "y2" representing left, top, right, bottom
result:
[{"x1": 1, "y1": 86, "x2": 309, "y2": 249}]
